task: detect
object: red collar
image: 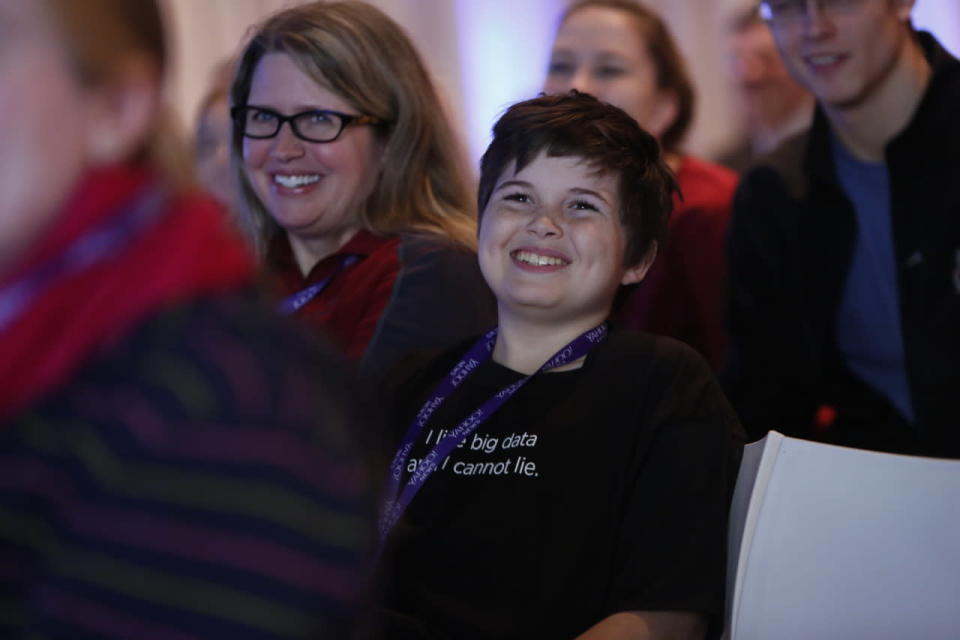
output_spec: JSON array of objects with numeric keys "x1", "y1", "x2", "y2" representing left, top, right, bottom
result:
[{"x1": 268, "y1": 229, "x2": 393, "y2": 281}]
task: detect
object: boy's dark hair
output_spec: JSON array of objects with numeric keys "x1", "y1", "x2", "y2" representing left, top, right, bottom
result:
[{"x1": 478, "y1": 91, "x2": 678, "y2": 269}]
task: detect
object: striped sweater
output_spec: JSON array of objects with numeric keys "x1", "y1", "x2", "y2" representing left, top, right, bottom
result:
[{"x1": 0, "y1": 293, "x2": 376, "y2": 639}]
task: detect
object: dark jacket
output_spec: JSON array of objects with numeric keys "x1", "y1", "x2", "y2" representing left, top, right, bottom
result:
[{"x1": 723, "y1": 31, "x2": 960, "y2": 457}]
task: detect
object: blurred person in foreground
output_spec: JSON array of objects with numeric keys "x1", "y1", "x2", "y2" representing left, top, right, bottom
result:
[
  {"x1": 716, "y1": 4, "x2": 813, "y2": 173},
  {"x1": 543, "y1": 0, "x2": 738, "y2": 370},
  {"x1": 0, "y1": 1, "x2": 375, "y2": 637},
  {"x1": 375, "y1": 92, "x2": 743, "y2": 640},
  {"x1": 725, "y1": 0, "x2": 960, "y2": 456},
  {"x1": 230, "y1": 1, "x2": 495, "y2": 376}
]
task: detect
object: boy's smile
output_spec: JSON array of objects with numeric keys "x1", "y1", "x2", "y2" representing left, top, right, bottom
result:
[{"x1": 478, "y1": 153, "x2": 648, "y2": 326}]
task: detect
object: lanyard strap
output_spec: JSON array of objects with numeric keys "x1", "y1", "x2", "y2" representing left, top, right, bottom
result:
[
  {"x1": 379, "y1": 322, "x2": 608, "y2": 543},
  {"x1": 0, "y1": 184, "x2": 167, "y2": 334},
  {"x1": 276, "y1": 254, "x2": 360, "y2": 315}
]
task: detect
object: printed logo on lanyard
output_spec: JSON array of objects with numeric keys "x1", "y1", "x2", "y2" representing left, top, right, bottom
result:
[
  {"x1": 952, "y1": 248, "x2": 960, "y2": 294},
  {"x1": 378, "y1": 322, "x2": 608, "y2": 547},
  {"x1": 276, "y1": 254, "x2": 360, "y2": 315},
  {"x1": 0, "y1": 185, "x2": 167, "y2": 334}
]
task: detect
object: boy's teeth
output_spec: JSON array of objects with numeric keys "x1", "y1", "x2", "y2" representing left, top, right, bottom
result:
[
  {"x1": 514, "y1": 250, "x2": 567, "y2": 266},
  {"x1": 274, "y1": 174, "x2": 320, "y2": 188}
]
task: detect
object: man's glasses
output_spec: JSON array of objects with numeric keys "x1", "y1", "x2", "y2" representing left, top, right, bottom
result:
[
  {"x1": 231, "y1": 106, "x2": 383, "y2": 143},
  {"x1": 759, "y1": 0, "x2": 864, "y2": 25}
]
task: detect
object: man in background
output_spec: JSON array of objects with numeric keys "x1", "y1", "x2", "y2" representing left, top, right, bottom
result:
[
  {"x1": 717, "y1": 5, "x2": 813, "y2": 172},
  {"x1": 724, "y1": 0, "x2": 960, "y2": 457}
]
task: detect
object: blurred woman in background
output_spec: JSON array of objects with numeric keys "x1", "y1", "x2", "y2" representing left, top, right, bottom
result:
[
  {"x1": 544, "y1": 0, "x2": 738, "y2": 370},
  {"x1": 194, "y1": 60, "x2": 236, "y2": 213},
  {"x1": 230, "y1": 0, "x2": 495, "y2": 375},
  {"x1": 0, "y1": 1, "x2": 374, "y2": 636}
]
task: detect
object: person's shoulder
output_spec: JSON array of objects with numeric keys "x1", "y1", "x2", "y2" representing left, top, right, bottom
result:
[
  {"x1": 671, "y1": 156, "x2": 738, "y2": 226},
  {"x1": 391, "y1": 232, "x2": 486, "y2": 291},
  {"x1": 918, "y1": 30, "x2": 960, "y2": 102},
  {"x1": 379, "y1": 335, "x2": 477, "y2": 414},
  {"x1": 678, "y1": 154, "x2": 738, "y2": 189},
  {"x1": 396, "y1": 232, "x2": 476, "y2": 266},
  {"x1": 739, "y1": 129, "x2": 811, "y2": 201},
  {"x1": 596, "y1": 327, "x2": 741, "y2": 430},
  {"x1": 714, "y1": 137, "x2": 754, "y2": 174},
  {"x1": 28, "y1": 290, "x2": 377, "y2": 633},
  {"x1": 392, "y1": 233, "x2": 491, "y2": 306},
  {"x1": 599, "y1": 326, "x2": 713, "y2": 379},
  {"x1": 359, "y1": 233, "x2": 494, "y2": 376},
  {"x1": 88, "y1": 289, "x2": 362, "y2": 425},
  {"x1": 728, "y1": 129, "x2": 812, "y2": 246},
  {"x1": 893, "y1": 32, "x2": 960, "y2": 158},
  {"x1": 385, "y1": 334, "x2": 476, "y2": 387}
]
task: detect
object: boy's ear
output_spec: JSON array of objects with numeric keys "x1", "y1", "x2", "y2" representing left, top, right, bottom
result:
[{"x1": 621, "y1": 242, "x2": 657, "y2": 286}]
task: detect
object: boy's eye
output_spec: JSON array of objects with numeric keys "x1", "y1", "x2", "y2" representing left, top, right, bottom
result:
[
  {"x1": 503, "y1": 192, "x2": 532, "y2": 204},
  {"x1": 571, "y1": 199, "x2": 599, "y2": 212}
]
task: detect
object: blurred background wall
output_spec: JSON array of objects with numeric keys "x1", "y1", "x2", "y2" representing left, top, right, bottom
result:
[{"x1": 160, "y1": 0, "x2": 960, "y2": 170}]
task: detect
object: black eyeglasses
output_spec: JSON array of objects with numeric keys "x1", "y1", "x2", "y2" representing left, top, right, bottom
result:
[{"x1": 231, "y1": 106, "x2": 383, "y2": 143}]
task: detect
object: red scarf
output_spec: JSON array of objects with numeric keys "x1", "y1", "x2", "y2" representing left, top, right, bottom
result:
[{"x1": 0, "y1": 166, "x2": 255, "y2": 419}]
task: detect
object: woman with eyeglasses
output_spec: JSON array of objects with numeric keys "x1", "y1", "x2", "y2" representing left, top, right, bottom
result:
[
  {"x1": 544, "y1": 0, "x2": 739, "y2": 371},
  {"x1": 231, "y1": 1, "x2": 496, "y2": 375},
  {"x1": 0, "y1": 0, "x2": 376, "y2": 636}
]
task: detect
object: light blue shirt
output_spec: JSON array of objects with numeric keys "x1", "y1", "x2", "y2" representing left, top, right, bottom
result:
[{"x1": 832, "y1": 134, "x2": 915, "y2": 423}]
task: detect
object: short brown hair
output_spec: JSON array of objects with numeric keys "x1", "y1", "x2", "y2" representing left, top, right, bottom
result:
[
  {"x1": 561, "y1": 0, "x2": 695, "y2": 153},
  {"x1": 229, "y1": 1, "x2": 476, "y2": 257},
  {"x1": 478, "y1": 91, "x2": 677, "y2": 268}
]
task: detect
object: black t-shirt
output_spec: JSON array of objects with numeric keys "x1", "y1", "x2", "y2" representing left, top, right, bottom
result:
[{"x1": 376, "y1": 328, "x2": 743, "y2": 639}]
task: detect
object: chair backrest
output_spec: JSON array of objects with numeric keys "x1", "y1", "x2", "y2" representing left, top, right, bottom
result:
[{"x1": 724, "y1": 431, "x2": 960, "y2": 640}]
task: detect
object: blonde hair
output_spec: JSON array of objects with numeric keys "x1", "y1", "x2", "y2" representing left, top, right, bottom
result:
[
  {"x1": 44, "y1": 0, "x2": 193, "y2": 192},
  {"x1": 230, "y1": 1, "x2": 477, "y2": 257}
]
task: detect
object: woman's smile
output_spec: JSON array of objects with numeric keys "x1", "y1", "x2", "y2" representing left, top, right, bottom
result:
[{"x1": 271, "y1": 172, "x2": 323, "y2": 191}]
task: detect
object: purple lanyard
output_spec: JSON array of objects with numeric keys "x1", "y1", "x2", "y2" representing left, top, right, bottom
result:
[
  {"x1": 378, "y1": 322, "x2": 608, "y2": 544},
  {"x1": 276, "y1": 254, "x2": 360, "y2": 315},
  {"x1": 0, "y1": 184, "x2": 167, "y2": 334}
]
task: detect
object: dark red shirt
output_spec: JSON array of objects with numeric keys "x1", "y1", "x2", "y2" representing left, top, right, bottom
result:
[{"x1": 268, "y1": 230, "x2": 496, "y2": 375}]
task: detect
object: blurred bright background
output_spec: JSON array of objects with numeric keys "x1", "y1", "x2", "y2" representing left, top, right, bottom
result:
[{"x1": 160, "y1": 0, "x2": 960, "y2": 170}]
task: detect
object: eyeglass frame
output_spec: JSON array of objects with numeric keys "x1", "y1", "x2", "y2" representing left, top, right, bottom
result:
[
  {"x1": 758, "y1": 0, "x2": 864, "y2": 24},
  {"x1": 231, "y1": 105, "x2": 384, "y2": 143}
]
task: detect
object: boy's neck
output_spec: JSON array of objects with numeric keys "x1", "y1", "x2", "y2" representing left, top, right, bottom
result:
[
  {"x1": 492, "y1": 307, "x2": 608, "y2": 375},
  {"x1": 824, "y1": 35, "x2": 931, "y2": 163}
]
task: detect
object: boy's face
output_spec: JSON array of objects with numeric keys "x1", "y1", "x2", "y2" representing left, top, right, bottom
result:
[
  {"x1": 766, "y1": 0, "x2": 915, "y2": 110},
  {"x1": 478, "y1": 152, "x2": 649, "y2": 326}
]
